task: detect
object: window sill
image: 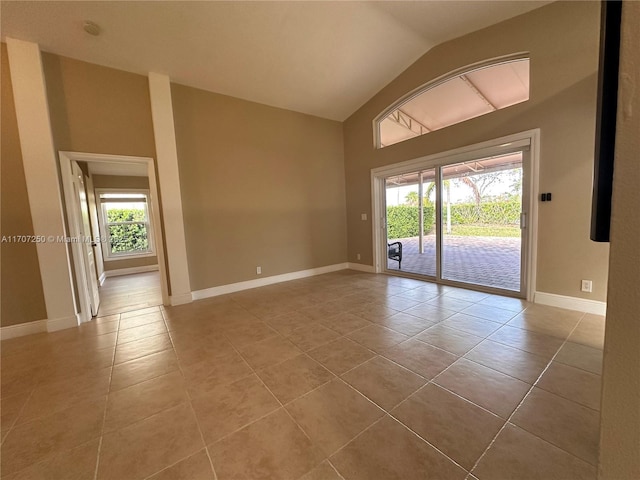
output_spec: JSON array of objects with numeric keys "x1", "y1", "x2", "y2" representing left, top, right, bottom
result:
[{"x1": 103, "y1": 252, "x2": 156, "y2": 262}]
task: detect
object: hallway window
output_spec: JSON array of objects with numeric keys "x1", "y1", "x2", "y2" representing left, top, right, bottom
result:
[
  {"x1": 97, "y1": 191, "x2": 155, "y2": 259},
  {"x1": 376, "y1": 56, "x2": 530, "y2": 148}
]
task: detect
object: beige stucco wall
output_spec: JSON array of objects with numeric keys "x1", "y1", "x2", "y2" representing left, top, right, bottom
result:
[
  {"x1": 598, "y1": 2, "x2": 640, "y2": 478},
  {"x1": 92, "y1": 174, "x2": 150, "y2": 190},
  {"x1": 171, "y1": 83, "x2": 347, "y2": 290},
  {"x1": 41, "y1": 53, "x2": 156, "y2": 158},
  {"x1": 0, "y1": 43, "x2": 48, "y2": 327},
  {"x1": 91, "y1": 174, "x2": 158, "y2": 272},
  {"x1": 343, "y1": 1, "x2": 609, "y2": 301},
  {"x1": 40, "y1": 53, "x2": 168, "y2": 289}
]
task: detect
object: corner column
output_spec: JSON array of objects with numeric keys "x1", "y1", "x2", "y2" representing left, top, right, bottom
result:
[
  {"x1": 6, "y1": 38, "x2": 77, "y2": 330},
  {"x1": 148, "y1": 73, "x2": 192, "y2": 305}
]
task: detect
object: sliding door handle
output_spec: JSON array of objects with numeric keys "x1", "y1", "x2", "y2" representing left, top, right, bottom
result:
[{"x1": 520, "y1": 212, "x2": 527, "y2": 229}]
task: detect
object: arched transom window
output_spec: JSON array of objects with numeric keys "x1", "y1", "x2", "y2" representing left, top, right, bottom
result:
[{"x1": 376, "y1": 56, "x2": 530, "y2": 148}]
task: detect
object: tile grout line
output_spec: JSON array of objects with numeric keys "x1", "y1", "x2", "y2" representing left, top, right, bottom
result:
[
  {"x1": 2, "y1": 272, "x2": 600, "y2": 479},
  {"x1": 161, "y1": 308, "x2": 220, "y2": 480},
  {"x1": 467, "y1": 311, "x2": 591, "y2": 476},
  {"x1": 0, "y1": 386, "x2": 36, "y2": 451},
  {"x1": 217, "y1": 303, "x2": 343, "y2": 475},
  {"x1": 93, "y1": 312, "x2": 122, "y2": 480}
]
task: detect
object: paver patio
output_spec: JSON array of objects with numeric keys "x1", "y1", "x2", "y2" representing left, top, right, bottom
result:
[{"x1": 387, "y1": 234, "x2": 521, "y2": 292}]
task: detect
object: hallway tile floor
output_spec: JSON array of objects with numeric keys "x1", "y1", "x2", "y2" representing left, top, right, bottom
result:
[{"x1": 0, "y1": 270, "x2": 603, "y2": 479}]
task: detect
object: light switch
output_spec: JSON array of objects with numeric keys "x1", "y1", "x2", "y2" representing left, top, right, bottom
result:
[{"x1": 361, "y1": 213, "x2": 367, "y2": 221}]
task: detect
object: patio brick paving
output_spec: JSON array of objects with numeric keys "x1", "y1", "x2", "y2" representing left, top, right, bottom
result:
[{"x1": 387, "y1": 234, "x2": 521, "y2": 292}]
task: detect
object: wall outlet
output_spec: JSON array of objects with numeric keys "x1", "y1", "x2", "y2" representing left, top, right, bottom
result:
[
  {"x1": 357, "y1": 253, "x2": 361, "y2": 260},
  {"x1": 361, "y1": 213, "x2": 367, "y2": 221},
  {"x1": 256, "y1": 266, "x2": 262, "y2": 275},
  {"x1": 581, "y1": 279, "x2": 592, "y2": 293}
]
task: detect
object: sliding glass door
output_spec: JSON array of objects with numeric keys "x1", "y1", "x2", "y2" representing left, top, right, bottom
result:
[
  {"x1": 383, "y1": 149, "x2": 528, "y2": 297},
  {"x1": 440, "y1": 153, "x2": 524, "y2": 292},
  {"x1": 385, "y1": 169, "x2": 436, "y2": 277}
]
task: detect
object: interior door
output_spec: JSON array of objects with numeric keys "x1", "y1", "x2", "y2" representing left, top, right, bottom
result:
[
  {"x1": 85, "y1": 174, "x2": 105, "y2": 283},
  {"x1": 72, "y1": 162, "x2": 100, "y2": 315}
]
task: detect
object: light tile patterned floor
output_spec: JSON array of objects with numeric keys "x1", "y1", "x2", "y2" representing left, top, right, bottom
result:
[
  {"x1": 97, "y1": 271, "x2": 162, "y2": 317},
  {"x1": 0, "y1": 270, "x2": 604, "y2": 479}
]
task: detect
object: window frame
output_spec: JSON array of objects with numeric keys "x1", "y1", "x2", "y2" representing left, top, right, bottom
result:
[
  {"x1": 373, "y1": 53, "x2": 530, "y2": 149},
  {"x1": 95, "y1": 188, "x2": 156, "y2": 261}
]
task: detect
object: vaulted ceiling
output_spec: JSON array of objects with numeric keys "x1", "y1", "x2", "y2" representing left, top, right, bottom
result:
[{"x1": 1, "y1": 1, "x2": 550, "y2": 121}]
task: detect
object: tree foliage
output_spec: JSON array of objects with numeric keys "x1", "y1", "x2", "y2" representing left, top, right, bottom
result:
[
  {"x1": 386, "y1": 198, "x2": 521, "y2": 240},
  {"x1": 106, "y1": 208, "x2": 149, "y2": 254}
]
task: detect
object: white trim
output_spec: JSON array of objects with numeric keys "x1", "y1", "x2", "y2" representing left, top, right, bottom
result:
[
  {"x1": 103, "y1": 264, "x2": 160, "y2": 278},
  {"x1": 526, "y1": 130, "x2": 541, "y2": 302},
  {"x1": 57, "y1": 151, "x2": 171, "y2": 307},
  {"x1": 371, "y1": 129, "x2": 540, "y2": 301},
  {"x1": 148, "y1": 73, "x2": 192, "y2": 304},
  {"x1": 170, "y1": 293, "x2": 194, "y2": 306},
  {"x1": 59, "y1": 158, "x2": 95, "y2": 323},
  {"x1": 99, "y1": 272, "x2": 107, "y2": 286},
  {"x1": 192, "y1": 263, "x2": 349, "y2": 300},
  {"x1": 0, "y1": 320, "x2": 47, "y2": 340},
  {"x1": 0, "y1": 315, "x2": 79, "y2": 340},
  {"x1": 6, "y1": 38, "x2": 77, "y2": 324},
  {"x1": 46, "y1": 315, "x2": 79, "y2": 332},
  {"x1": 535, "y1": 291, "x2": 607, "y2": 315},
  {"x1": 95, "y1": 187, "x2": 156, "y2": 261},
  {"x1": 347, "y1": 262, "x2": 376, "y2": 273},
  {"x1": 373, "y1": 52, "x2": 530, "y2": 149}
]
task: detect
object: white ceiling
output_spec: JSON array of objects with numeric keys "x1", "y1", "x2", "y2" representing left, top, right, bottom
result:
[{"x1": 1, "y1": 1, "x2": 550, "y2": 121}]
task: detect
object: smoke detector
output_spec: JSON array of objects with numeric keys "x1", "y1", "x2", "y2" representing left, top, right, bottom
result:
[{"x1": 83, "y1": 21, "x2": 101, "y2": 36}]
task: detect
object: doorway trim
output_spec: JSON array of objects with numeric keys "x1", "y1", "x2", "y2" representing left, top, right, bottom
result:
[
  {"x1": 371, "y1": 129, "x2": 540, "y2": 301},
  {"x1": 59, "y1": 151, "x2": 170, "y2": 322}
]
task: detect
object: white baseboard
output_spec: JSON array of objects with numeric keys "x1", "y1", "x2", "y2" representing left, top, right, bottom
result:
[
  {"x1": 0, "y1": 314, "x2": 79, "y2": 340},
  {"x1": 0, "y1": 319, "x2": 47, "y2": 340},
  {"x1": 104, "y1": 264, "x2": 159, "y2": 278},
  {"x1": 98, "y1": 271, "x2": 106, "y2": 286},
  {"x1": 170, "y1": 293, "x2": 193, "y2": 306},
  {"x1": 535, "y1": 291, "x2": 607, "y2": 315},
  {"x1": 347, "y1": 262, "x2": 376, "y2": 273},
  {"x1": 192, "y1": 263, "x2": 349, "y2": 300},
  {"x1": 47, "y1": 315, "x2": 79, "y2": 332}
]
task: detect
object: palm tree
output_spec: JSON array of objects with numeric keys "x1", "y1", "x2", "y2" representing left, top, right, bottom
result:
[
  {"x1": 424, "y1": 181, "x2": 452, "y2": 234},
  {"x1": 404, "y1": 191, "x2": 419, "y2": 206}
]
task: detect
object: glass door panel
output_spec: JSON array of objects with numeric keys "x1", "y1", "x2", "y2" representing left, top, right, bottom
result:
[
  {"x1": 385, "y1": 169, "x2": 437, "y2": 277},
  {"x1": 440, "y1": 153, "x2": 523, "y2": 292}
]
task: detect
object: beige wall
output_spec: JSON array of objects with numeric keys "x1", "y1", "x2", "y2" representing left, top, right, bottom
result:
[
  {"x1": 42, "y1": 53, "x2": 156, "y2": 158},
  {"x1": 40, "y1": 53, "x2": 166, "y2": 288},
  {"x1": 92, "y1": 174, "x2": 150, "y2": 190},
  {"x1": 343, "y1": 1, "x2": 609, "y2": 301},
  {"x1": 91, "y1": 174, "x2": 158, "y2": 272},
  {"x1": 171, "y1": 83, "x2": 347, "y2": 290},
  {"x1": 598, "y1": 2, "x2": 640, "y2": 478},
  {"x1": 0, "y1": 43, "x2": 48, "y2": 327}
]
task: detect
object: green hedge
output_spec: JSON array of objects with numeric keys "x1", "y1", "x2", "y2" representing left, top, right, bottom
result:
[
  {"x1": 448, "y1": 198, "x2": 521, "y2": 225},
  {"x1": 106, "y1": 208, "x2": 149, "y2": 253},
  {"x1": 387, "y1": 198, "x2": 520, "y2": 238},
  {"x1": 386, "y1": 205, "x2": 435, "y2": 239}
]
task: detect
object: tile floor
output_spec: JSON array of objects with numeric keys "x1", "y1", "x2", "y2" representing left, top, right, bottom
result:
[
  {"x1": 0, "y1": 270, "x2": 604, "y2": 479},
  {"x1": 97, "y1": 271, "x2": 162, "y2": 317}
]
